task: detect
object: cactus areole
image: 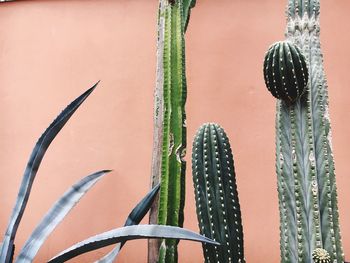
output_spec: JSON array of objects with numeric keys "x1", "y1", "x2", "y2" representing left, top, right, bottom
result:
[
  {"x1": 263, "y1": 41, "x2": 308, "y2": 103},
  {"x1": 312, "y1": 248, "x2": 331, "y2": 263}
]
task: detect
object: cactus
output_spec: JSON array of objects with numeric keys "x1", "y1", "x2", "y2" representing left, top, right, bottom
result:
[
  {"x1": 192, "y1": 123, "x2": 245, "y2": 263},
  {"x1": 264, "y1": 0, "x2": 345, "y2": 262},
  {"x1": 149, "y1": 1, "x2": 196, "y2": 262},
  {"x1": 312, "y1": 248, "x2": 331, "y2": 263},
  {"x1": 263, "y1": 41, "x2": 308, "y2": 104}
]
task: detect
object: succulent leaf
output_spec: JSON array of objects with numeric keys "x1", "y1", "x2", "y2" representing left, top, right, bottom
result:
[
  {"x1": 96, "y1": 184, "x2": 160, "y2": 262},
  {"x1": 0, "y1": 82, "x2": 99, "y2": 263},
  {"x1": 16, "y1": 170, "x2": 110, "y2": 263},
  {"x1": 48, "y1": 225, "x2": 219, "y2": 263}
]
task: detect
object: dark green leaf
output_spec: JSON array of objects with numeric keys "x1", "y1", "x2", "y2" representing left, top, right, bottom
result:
[
  {"x1": 124, "y1": 184, "x2": 160, "y2": 226},
  {"x1": 96, "y1": 184, "x2": 160, "y2": 262}
]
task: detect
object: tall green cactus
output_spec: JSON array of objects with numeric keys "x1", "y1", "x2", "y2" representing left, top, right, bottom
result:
[
  {"x1": 263, "y1": 1, "x2": 344, "y2": 262},
  {"x1": 149, "y1": 1, "x2": 196, "y2": 262},
  {"x1": 192, "y1": 123, "x2": 245, "y2": 263}
]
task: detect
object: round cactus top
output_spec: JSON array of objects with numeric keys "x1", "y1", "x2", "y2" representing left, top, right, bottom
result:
[
  {"x1": 263, "y1": 41, "x2": 308, "y2": 104},
  {"x1": 312, "y1": 248, "x2": 331, "y2": 263}
]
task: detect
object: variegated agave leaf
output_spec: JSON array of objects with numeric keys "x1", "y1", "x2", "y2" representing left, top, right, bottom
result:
[
  {"x1": 0, "y1": 82, "x2": 99, "y2": 263},
  {"x1": 15, "y1": 170, "x2": 111, "y2": 263},
  {"x1": 49, "y1": 225, "x2": 219, "y2": 263},
  {"x1": 96, "y1": 184, "x2": 160, "y2": 262}
]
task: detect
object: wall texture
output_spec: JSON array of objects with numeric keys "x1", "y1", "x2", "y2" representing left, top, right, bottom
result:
[{"x1": 0, "y1": 0, "x2": 349, "y2": 262}]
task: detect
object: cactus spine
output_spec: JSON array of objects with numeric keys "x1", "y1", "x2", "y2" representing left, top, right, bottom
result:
[
  {"x1": 149, "y1": 1, "x2": 196, "y2": 262},
  {"x1": 272, "y1": 1, "x2": 344, "y2": 262},
  {"x1": 192, "y1": 123, "x2": 244, "y2": 263}
]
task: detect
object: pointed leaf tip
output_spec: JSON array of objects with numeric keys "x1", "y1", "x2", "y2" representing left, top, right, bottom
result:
[
  {"x1": 0, "y1": 83, "x2": 102, "y2": 263},
  {"x1": 93, "y1": 80, "x2": 101, "y2": 88},
  {"x1": 96, "y1": 182, "x2": 160, "y2": 262},
  {"x1": 82, "y1": 81, "x2": 99, "y2": 98},
  {"x1": 16, "y1": 170, "x2": 109, "y2": 263},
  {"x1": 82, "y1": 170, "x2": 111, "y2": 183}
]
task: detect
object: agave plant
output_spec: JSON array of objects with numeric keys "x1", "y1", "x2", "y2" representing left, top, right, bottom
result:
[
  {"x1": 0, "y1": 82, "x2": 101, "y2": 263},
  {"x1": 0, "y1": 83, "x2": 218, "y2": 263}
]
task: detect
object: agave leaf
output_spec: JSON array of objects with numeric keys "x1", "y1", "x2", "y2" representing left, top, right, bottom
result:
[
  {"x1": 49, "y1": 225, "x2": 219, "y2": 263},
  {"x1": 15, "y1": 170, "x2": 111, "y2": 263},
  {"x1": 0, "y1": 82, "x2": 99, "y2": 263},
  {"x1": 96, "y1": 243, "x2": 121, "y2": 263},
  {"x1": 96, "y1": 184, "x2": 160, "y2": 262},
  {"x1": 123, "y1": 184, "x2": 160, "y2": 226}
]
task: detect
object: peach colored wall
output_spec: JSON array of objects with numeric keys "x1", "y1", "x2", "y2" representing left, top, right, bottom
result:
[{"x1": 0, "y1": 0, "x2": 349, "y2": 262}]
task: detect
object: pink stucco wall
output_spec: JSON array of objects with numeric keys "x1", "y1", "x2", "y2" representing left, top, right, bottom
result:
[{"x1": 0, "y1": 0, "x2": 349, "y2": 262}]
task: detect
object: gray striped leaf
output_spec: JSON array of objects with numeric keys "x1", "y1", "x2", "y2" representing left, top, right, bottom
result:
[
  {"x1": 15, "y1": 170, "x2": 111, "y2": 263},
  {"x1": 0, "y1": 82, "x2": 98, "y2": 263},
  {"x1": 49, "y1": 225, "x2": 219, "y2": 263}
]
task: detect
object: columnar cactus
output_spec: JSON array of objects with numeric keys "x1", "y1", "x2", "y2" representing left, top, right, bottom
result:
[
  {"x1": 264, "y1": 0, "x2": 344, "y2": 262},
  {"x1": 192, "y1": 123, "x2": 244, "y2": 263},
  {"x1": 149, "y1": 1, "x2": 196, "y2": 263}
]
